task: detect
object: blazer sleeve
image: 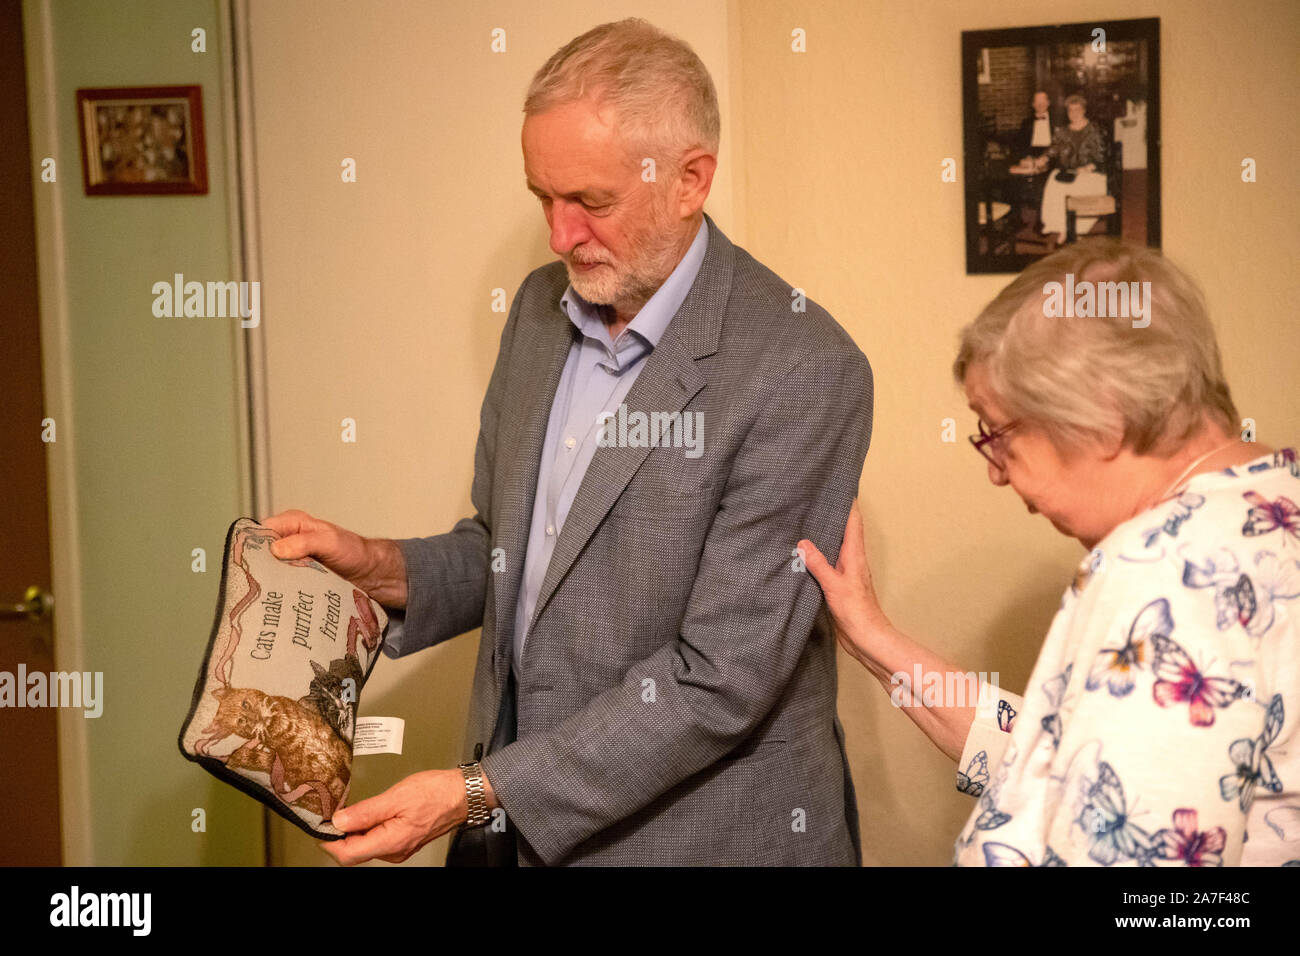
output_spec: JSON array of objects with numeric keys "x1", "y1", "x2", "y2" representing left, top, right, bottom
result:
[
  {"x1": 480, "y1": 342, "x2": 873, "y2": 863},
  {"x1": 381, "y1": 274, "x2": 525, "y2": 659}
]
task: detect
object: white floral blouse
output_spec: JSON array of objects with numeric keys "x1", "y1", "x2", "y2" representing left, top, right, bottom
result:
[{"x1": 954, "y1": 448, "x2": 1300, "y2": 866}]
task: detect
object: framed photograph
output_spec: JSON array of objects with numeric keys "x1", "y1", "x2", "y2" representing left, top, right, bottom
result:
[
  {"x1": 75, "y1": 85, "x2": 208, "y2": 196},
  {"x1": 961, "y1": 18, "x2": 1160, "y2": 274}
]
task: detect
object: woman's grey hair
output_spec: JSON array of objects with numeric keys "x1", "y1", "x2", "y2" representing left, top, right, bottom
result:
[
  {"x1": 953, "y1": 239, "x2": 1239, "y2": 456},
  {"x1": 1064, "y1": 93, "x2": 1087, "y2": 110},
  {"x1": 523, "y1": 18, "x2": 720, "y2": 172}
]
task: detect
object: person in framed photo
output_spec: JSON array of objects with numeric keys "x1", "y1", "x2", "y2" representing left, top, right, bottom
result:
[
  {"x1": 1015, "y1": 90, "x2": 1058, "y2": 162},
  {"x1": 1033, "y1": 94, "x2": 1109, "y2": 239}
]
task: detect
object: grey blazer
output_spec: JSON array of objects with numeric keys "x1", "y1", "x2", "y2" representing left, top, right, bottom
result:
[{"x1": 386, "y1": 213, "x2": 873, "y2": 865}]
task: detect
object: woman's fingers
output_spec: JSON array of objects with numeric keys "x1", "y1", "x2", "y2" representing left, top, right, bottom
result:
[
  {"x1": 840, "y1": 499, "x2": 866, "y2": 578},
  {"x1": 798, "y1": 537, "x2": 837, "y2": 592}
]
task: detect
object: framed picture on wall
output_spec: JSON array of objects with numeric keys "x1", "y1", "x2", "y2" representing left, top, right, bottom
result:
[
  {"x1": 961, "y1": 18, "x2": 1160, "y2": 274},
  {"x1": 75, "y1": 85, "x2": 208, "y2": 196}
]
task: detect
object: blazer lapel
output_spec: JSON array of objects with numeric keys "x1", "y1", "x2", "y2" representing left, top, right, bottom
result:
[
  {"x1": 525, "y1": 214, "x2": 735, "y2": 640},
  {"x1": 490, "y1": 303, "x2": 574, "y2": 680}
]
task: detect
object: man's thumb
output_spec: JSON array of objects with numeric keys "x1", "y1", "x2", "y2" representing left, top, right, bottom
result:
[
  {"x1": 271, "y1": 534, "x2": 311, "y2": 560},
  {"x1": 333, "y1": 793, "x2": 390, "y2": 832}
]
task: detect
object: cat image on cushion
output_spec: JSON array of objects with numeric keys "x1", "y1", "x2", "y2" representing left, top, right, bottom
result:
[
  {"x1": 298, "y1": 589, "x2": 384, "y2": 741},
  {"x1": 302, "y1": 656, "x2": 363, "y2": 741},
  {"x1": 197, "y1": 685, "x2": 350, "y2": 820}
]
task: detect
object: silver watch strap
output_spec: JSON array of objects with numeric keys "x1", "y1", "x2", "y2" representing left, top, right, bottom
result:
[{"x1": 459, "y1": 761, "x2": 491, "y2": 827}]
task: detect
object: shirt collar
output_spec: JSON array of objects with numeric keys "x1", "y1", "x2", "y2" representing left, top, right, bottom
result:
[{"x1": 559, "y1": 218, "x2": 709, "y2": 351}]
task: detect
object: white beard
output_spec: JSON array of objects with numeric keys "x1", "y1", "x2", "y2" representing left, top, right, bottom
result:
[{"x1": 564, "y1": 205, "x2": 690, "y2": 310}]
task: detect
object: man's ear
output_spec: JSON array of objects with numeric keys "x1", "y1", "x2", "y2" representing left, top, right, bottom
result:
[{"x1": 675, "y1": 149, "x2": 717, "y2": 219}]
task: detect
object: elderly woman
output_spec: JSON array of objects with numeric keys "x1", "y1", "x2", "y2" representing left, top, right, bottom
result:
[
  {"x1": 801, "y1": 240, "x2": 1299, "y2": 867},
  {"x1": 1035, "y1": 94, "x2": 1109, "y2": 239}
]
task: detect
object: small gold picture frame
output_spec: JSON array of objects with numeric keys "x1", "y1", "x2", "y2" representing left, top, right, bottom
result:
[{"x1": 76, "y1": 85, "x2": 208, "y2": 196}]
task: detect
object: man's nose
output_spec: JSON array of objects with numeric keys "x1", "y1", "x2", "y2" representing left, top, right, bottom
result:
[{"x1": 548, "y1": 201, "x2": 591, "y2": 256}]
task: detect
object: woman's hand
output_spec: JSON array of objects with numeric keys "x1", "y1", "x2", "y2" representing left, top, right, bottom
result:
[
  {"x1": 798, "y1": 499, "x2": 891, "y2": 666},
  {"x1": 802, "y1": 499, "x2": 980, "y2": 763}
]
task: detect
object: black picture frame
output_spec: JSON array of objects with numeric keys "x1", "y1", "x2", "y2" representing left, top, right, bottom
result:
[{"x1": 961, "y1": 18, "x2": 1160, "y2": 274}]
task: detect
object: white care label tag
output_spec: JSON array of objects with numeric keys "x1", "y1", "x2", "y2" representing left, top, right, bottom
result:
[{"x1": 353, "y1": 717, "x2": 405, "y2": 756}]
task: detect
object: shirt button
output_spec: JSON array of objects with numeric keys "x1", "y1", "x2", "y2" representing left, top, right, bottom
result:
[
  {"x1": 545, "y1": 524, "x2": 555, "y2": 536},
  {"x1": 564, "y1": 437, "x2": 576, "y2": 449}
]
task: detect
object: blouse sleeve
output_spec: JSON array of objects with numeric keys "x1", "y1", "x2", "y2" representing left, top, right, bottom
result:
[
  {"x1": 1080, "y1": 122, "x2": 1107, "y2": 168},
  {"x1": 955, "y1": 680, "x2": 1025, "y2": 797}
]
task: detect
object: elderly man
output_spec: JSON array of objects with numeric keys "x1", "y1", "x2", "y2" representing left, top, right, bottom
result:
[
  {"x1": 1016, "y1": 91, "x2": 1056, "y2": 162},
  {"x1": 265, "y1": 17, "x2": 873, "y2": 866}
]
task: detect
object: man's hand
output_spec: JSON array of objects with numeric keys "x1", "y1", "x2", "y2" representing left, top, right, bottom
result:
[
  {"x1": 260, "y1": 509, "x2": 408, "y2": 607},
  {"x1": 320, "y1": 769, "x2": 465, "y2": 865},
  {"x1": 319, "y1": 768, "x2": 502, "y2": 866}
]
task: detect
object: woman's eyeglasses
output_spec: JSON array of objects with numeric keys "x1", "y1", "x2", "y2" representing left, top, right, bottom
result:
[{"x1": 969, "y1": 418, "x2": 1019, "y2": 469}]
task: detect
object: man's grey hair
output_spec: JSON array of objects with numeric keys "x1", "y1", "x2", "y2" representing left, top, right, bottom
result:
[{"x1": 524, "y1": 18, "x2": 720, "y2": 172}]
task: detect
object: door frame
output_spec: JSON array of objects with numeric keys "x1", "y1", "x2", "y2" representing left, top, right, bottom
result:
[{"x1": 21, "y1": 0, "x2": 264, "y2": 864}]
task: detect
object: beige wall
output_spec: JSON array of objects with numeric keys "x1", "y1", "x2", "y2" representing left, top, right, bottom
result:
[
  {"x1": 734, "y1": 0, "x2": 1300, "y2": 864},
  {"x1": 246, "y1": 0, "x2": 1299, "y2": 865}
]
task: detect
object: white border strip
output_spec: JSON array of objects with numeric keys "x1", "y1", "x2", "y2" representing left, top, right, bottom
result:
[{"x1": 231, "y1": 0, "x2": 272, "y2": 520}]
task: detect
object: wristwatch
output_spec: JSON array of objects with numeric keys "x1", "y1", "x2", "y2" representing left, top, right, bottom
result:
[{"x1": 458, "y1": 761, "x2": 491, "y2": 827}]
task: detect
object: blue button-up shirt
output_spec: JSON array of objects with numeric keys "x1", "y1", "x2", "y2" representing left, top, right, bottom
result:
[{"x1": 512, "y1": 220, "x2": 709, "y2": 678}]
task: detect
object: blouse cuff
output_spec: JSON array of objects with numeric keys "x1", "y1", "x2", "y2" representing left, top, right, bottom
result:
[{"x1": 955, "y1": 680, "x2": 1026, "y2": 797}]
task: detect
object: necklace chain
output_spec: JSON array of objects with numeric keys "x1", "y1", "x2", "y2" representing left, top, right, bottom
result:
[{"x1": 1158, "y1": 439, "x2": 1242, "y2": 502}]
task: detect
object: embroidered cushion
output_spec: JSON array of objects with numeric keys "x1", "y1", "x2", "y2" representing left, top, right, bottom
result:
[{"x1": 179, "y1": 517, "x2": 387, "y2": 838}]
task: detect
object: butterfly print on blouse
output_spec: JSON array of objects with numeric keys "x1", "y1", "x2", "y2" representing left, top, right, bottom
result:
[
  {"x1": 982, "y1": 842, "x2": 1067, "y2": 867},
  {"x1": 1241, "y1": 491, "x2": 1300, "y2": 545},
  {"x1": 1142, "y1": 493, "x2": 1205, "y2": 548},
  {"x1": 1220, "y1": 693, "x2": 1285, "y2": 812},
  {"x1": 1076, "y1": 760, "x2": 1156, "y2": 866},
  {"x1": 1040, "y1": 663, "x2": 1073, "y2": 750},
  {"x1": 1149, "y1": 632, "x2": 1246, "y2": 727},
  {"x1": 1153, "y1": 808, "x2": 1227, "y2": 867},
  {"x1": 1087, "y1": 598, "x2": 1171, "y2": 698},
  {"x1": 957, "y1": 750, "x2": 989, "y2": 798},
  {"x1": 997, "y1": 699, "x2": 1017, "y2": 732},
  {"x1": 1182, "y1": 547, "x2": 1300, "y2": 639}
]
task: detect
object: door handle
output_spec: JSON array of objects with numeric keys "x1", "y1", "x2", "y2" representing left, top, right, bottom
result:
[{"x1": 1, "y1": 585, "x2": 54, "y2": 622}]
